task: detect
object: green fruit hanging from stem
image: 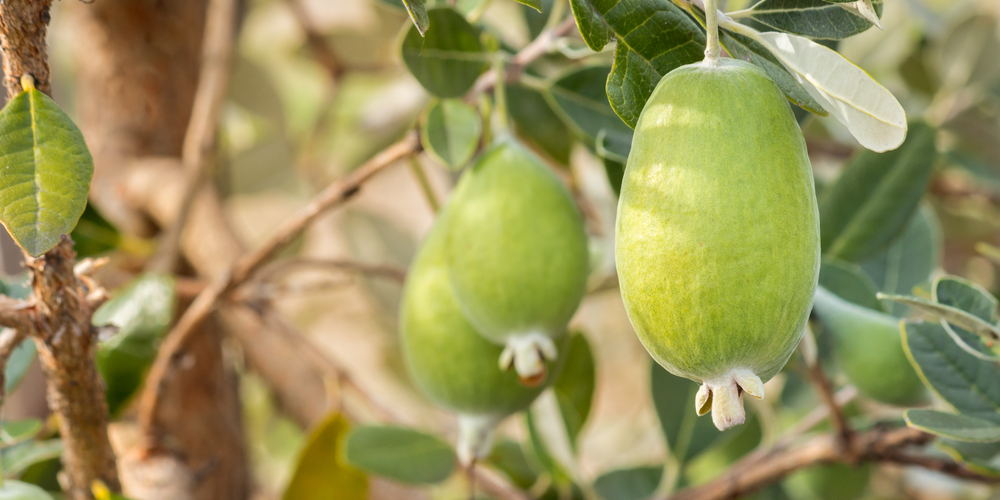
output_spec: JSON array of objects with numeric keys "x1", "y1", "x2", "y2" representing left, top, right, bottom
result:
[
  {"x1": 401, "y1": 209, "x2": 557, "y2": 465},
  {"x1": 811, "y1": 286, "x2": 927, "y2": 406},
  {"x1": 445, "y1": 137, "x2": 589, "y2": 384},
  {"x1": 615, "y1": 6, "x2": 820, "y2": 430}
]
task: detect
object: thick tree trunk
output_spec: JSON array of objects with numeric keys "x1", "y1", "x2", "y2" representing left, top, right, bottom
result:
[{"x1": 69, "y1": 2, "x2": 249, "y2": 499}]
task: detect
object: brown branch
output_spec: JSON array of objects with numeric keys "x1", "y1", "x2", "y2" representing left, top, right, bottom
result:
[
  {"x1": 468, "y1": 17, "x2": 577, "y2": 98},
  {"x1": 805, "y1": 354, "x2": 854, "y2": 458},
  {"x1": 138, "y1": 131, "x2": 421, "y2": 435},
  {"x1": 666, "y1": 424, "x2": 998, "y2": 500},
  {"x1": 148, "y1": 0, "x2": 240, "y2": 274},
  {"x1": 0, "y1": 2, "x2": 120, "y2": 498},
  {"x1": 254, "y1": 257, "x2": 408, "y2": 284},
  {"x1": 285, "y1": 0, "x2": 343, "y2": 81},
  {"x1": 25, "y1": 239, "x2": 120, "y2": 499}
]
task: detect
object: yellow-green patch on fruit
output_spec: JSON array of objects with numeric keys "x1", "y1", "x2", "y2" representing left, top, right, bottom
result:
[
  {"x1": 401, "y1": 210, "x2": 556, "y2": 463},
  {"x1": 812, "y1": 286, "x2": 927, "y2": 406},
  {"x1": 615, "y1": 58, "x2": 820, "y2": 430},
  {"x1": 445, "y1": 138, "x2": 589, "y2": 382}
]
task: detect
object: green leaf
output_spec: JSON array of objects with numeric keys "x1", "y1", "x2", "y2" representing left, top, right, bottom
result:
[
  {"x1": 3, "y1": 337, "x2": 35, "y2": 396},
  {"x1": 0, "y1": 480, "x2": 54, "y2": 500},
  {"x1": 818, "y1": 258, "x2": 884, "y2": 312},
  {"x1": 882, "y1": 294, "x2": 1000, "y2": 350},
  {"x1": 401, "y1": 7, "x2": 490, "y2": 98},
  {"x1": 0, "y1": 80, "x2": 94, "y2": 257},
  {"x1": 513, "y1": 0, "x2": 543, "y2": 12},
  {"x1": 568, "y1": 0, "x2": 613, "y2": 51},
  {"x1": 283, "y1": 413, "x2": 367, "y2": 500},
  {"x1": 568, "y1": 0, "x2": 706, "y2": 127},
  {"x1": 901, "y1": 321, "x2": 1000, "y2": 424},
  {"x1": 402, "y1": 0, "x2": 430, "y2": 36},
  {"x1": 604, "y1": 157, "x2": 624, "y2": 197},
  {"x1": 650, "y1": 363, "x2": 727, "y2": 466},
  {"x1": 905, "y1": 409, "x2": 1000, "y2": 442},
  {"x1": 524, "y1": 410, "x2": 570, "y2": 484},
  {"x1": 553, "y1": 333, "x2": 595, "y2": 448},
  {"x1": 508, "y1": 84, "x2": 573, "y2": 165},
  {"x1": 70, "y1": 203, "x2": 121, "y2": 258},
  {"x1": 93, "y1": 273, "x2": 176, "y2": 416},
  {"x1": 819, "y1": 122, "x2": 936, "y2": 261},
  {"x1": 860, "y1": 204, "x2": 941, "y2": 317},
  {"x1": 934, "y1": 277, "x2": 998, "y2": 325},
  {"x1": 938, "y1": 440, "x2": 1000, "y2": 477},
  {"x1": 420, "y1": 99, "x2": 481, "y2": 169},
  {"x1": 1, "y1": 419, "x2": 42, "y2": 446},
  {"x1": 344, "y1": 425, "x2": 455, "y2": 484},
  {"x1": 749, "y1": 30, "x2": 906, "y2": 152},
  {"x1": 487, "y1": 439, "x2": 539, "y2": 490},
  {"x1": 1, "y1": 439, "x2": 63, "y2": 478},
  {"x1": 546, "y1": 65, "x2": 632, "y2": 160},
  {"x1": 747, "y1": 0, "x2": 882, "y2": 40},
  {"x1": 593, "y1": 465, "x2": 662, "y2": 500}
]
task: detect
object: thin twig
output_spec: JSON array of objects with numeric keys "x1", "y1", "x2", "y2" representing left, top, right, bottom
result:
[
  {"x1": 254, "y1": 257, "x2": 408, "y2": 284},
  {"x1": 138, "y1": 132, "x2": 421, "y2": 433},
  {"x1": 148, "y1": 0, "x2": 239, "y2": 274},
  {"x1": 468, "y1": 17, "x2": 577, "y2": 99},
  {"x1": 805, "y1": 356, "x2": 854, "y2": 457},
  {"x1": 408, "y1": 157, "x2": 441, "y2": 213}
]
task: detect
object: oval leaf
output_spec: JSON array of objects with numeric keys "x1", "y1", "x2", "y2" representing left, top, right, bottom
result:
[
  {"x1": 818, "y1": 122, "x2": 936, "y2": 262},
  {"x1": 569, "y1": 0, "x2": 613, "y2": 51},
  {"x1": 508, "y1": 84, "x2": 573, "y2": 165},
  {"x1": 906, "y1": 409, "x2": 1000, "y2": 442},
  {"x1": 593, "y1": 465, "x2": 663, "y2": 500},
  {"x1": 818, "y1": 258, "x2": 884, "y2": 312},
  {"x1": 344, "y1": 425, "x2": 455, "y2": 484},
  {"x1": 882, "y1": 293, "x2": 1000, "y2": 348},
  {"x1": 650, "y1": 363, "x2": 729, "y2": 465},
  {"x1": 0, "y1": 480, "x2": 54, "y2": 500},
  {"x1": 553, "y1": 332, "x2": 596, "y2": 448},
  {"x1": 0, "y1": 81, "x2": 94, "y2": 257},
  {"x1": 1, "y1": 419, "x2": 42, "y2": 446},
  {"x1": 751, "y1": 30, "x2": 907, "y2": 152},
  {"x1": 92, "y1": 273, "x2": 177, "y2": 415},
  {"x1": 546, "y1": 65, "x2": 633, "y2": 160},
  {"x1": 748, "y1": 0, "x2": 883, "y2": 40},
  {"x1": 402, "y1": 0, "x2": 430, "y2": 36},
  {"x1": 901, "y1": 321, "x2": 1000, "y2": 424},
  {"x1": 2, "y1": 439, "x2": 63, "y2": 478},
  {"x1": 861, "y1": 204, "x2": 941, "y2": 317},
  {"x1": 283, "y1": 413, "x2": 367, "y2": 500},
  {"x1": 937, "y1": 440, "x2": 1000, "y2": 477},
  {"x1": 420, "y1": 99, "x2": 481, "y2": 169},
  {"x1": 401, "y1": 7, "x2": 489, "y2": 98}
]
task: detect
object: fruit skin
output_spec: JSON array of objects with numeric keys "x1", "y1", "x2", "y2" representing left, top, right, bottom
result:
[
  {"x1": 615, "y1": 59, "x2": 820, "y2": 430},
  {"x1": 445, "y1": 138, "x2": 589, "y2": 380},
  {"x1": 400, "y1": 208, "x2": 556, "y2": 462},
  {"x1": 812, "y1": 286, "x2": 927, "y2": 406}
]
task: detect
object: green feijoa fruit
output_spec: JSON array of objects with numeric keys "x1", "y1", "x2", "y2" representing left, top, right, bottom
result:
[
  {"x1": 401, "y1": 209, "x2": 554, "y2": 464},
  {"x1": 616, "y1": 58, "x2": 820, "y2": 430},
  {"x1": 445, "y1": 138, "x2": 589, "y2": 383},
  {"x1": 812, "y1": 286, "x2": 927, "y2": 406}
]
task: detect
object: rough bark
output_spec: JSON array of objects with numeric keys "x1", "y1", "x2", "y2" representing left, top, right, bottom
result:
[{"x1": 27, "y1": 241, "x2": 120, "y2": 498}]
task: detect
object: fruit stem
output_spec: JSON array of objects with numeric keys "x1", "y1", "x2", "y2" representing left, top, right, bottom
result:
[
  {"x1": 492, "y1": 54, "x2": 511, "y2": 138},
  {"x1": 456, "y1": 414, "x2": 500, "y2": 466},
  {"x1": 703, "y1": 0, "x2": 721, "y2": 61}
]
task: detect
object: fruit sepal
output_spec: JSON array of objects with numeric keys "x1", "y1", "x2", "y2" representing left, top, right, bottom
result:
[
  {"x1": 456, "y1": 414, "x2": 501, "y2": 466},
  {"x1": 695, "y1": 368, "x2": 765, "y2": 431},
  {"x1": 498, "y1": 332, "x2": 558, "y2": 385}
]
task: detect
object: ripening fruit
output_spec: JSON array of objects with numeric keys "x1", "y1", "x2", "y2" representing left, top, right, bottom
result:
[
  {"x1": 811, "y1": 287, "x2": 927, "y2": 406},
  {"x1": 401, "y1": 210, "x2": 555, "y2": 464},
  {"x1": 616, "y1": 59, "x2": 820, "y2": 430},
  {"x1": 445, "y1": 138, "x2": 589, "y2": 383}
]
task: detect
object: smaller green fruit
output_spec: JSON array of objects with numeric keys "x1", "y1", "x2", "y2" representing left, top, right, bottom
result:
[
  {"x1": 401, "y1": 210, "x2": 555, "y2": 464},
  {"x1": 785, "y1": 463, "x2": 871, "y2": 500},
  {"x1": 445, "y1": 138, "x2": 589, "y2": 382},
  {"x1": 811, "y1": 286, "x2": 927, "y2": 406}
]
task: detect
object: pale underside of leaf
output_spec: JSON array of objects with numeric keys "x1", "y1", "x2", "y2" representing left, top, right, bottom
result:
[
  {"x1": 738, "y1": 27, "x2": 906, "y2": 152},
  {"x1": 879, "y1": 293, "x2": 1000, "y2": 345}
]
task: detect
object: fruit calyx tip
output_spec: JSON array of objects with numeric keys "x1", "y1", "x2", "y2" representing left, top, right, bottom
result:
[
  {"x1": 697, "y1": 368, "x2": 764, "y2": 431},
  {"x1": 456, "y1": 414, "x2": 500, "y2": 467},
  {"x1": 499, "y1": 332, "x2": 558, "y2": 385}
]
